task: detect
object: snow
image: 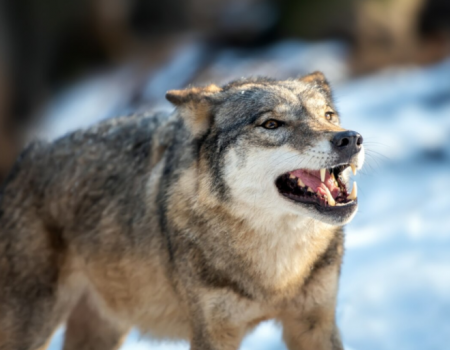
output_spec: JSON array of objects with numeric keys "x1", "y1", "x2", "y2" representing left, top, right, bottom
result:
[
  {"x1": 335, "y1": 58, "x2": 450, "y2": 350},
  {"x1": 42, "y1": 42, "x2": 450, "y2": 349},
  {"x1": 36, "y1": 67, "x2": 140, "y2": 141}
]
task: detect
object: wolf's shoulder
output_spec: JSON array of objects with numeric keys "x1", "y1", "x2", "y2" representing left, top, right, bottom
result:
[
  {"x1": 38, "y1": 110, "x2": 179, "y2": 165},
  {"x1": 2, "y1": 110, "x2": 176, "y2": 191},
  {"x1": 55, "y1": 110, "x2": 171, "y2": 148}
]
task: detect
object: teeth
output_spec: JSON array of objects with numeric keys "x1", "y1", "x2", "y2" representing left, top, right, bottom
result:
[
  {"x1": 298, "y1": 178, "x2": 305, "y2": 187},
  {"x1": 289, "y1": 174, "x2": 296, "y2": 179},
  {"x1": 307, "y1": 187, "x2": 313, "y2": 193},
  {"x1": 322, "y1": 187, "x2": 336, "y2": 206},
  {"x1": 331, "y1": 173, "x2": 338, "y2": 186},
  {"x1": 350, "y1": 164, "x2": 357, "y2": 175},
  {"x1": 348, "y1": 181, "x2": 357, "y2": 200},
  {"x1": 320, "y1": 168, "x2": 326, "y2": 182}
]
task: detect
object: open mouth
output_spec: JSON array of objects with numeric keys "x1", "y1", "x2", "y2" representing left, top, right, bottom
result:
[{"x1": 275, "y1": 164, "x2": 357, "y2": 209}]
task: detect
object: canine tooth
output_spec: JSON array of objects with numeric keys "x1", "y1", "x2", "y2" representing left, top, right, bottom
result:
[
  {"x1": 289, "y1": 174, "x2": 296, "y2": 179},
  {"x1": 323, "y1": 187, "x2": 336, "y2": 206},
  {"x1": 320, "y1": 168, "x2": 326, "y2": 182},
  {"x1": 307, "y1": 187, "x2": 313, "y2": 193},
  {"x1": 329, "y1": 197, "x2": 336, "y2": 206},
  {"x1": 348, "y1": 181, "x2": 357, "y2": 200},
  {"x1": 350, "y1": 164, "x2": 357, "y2": 175},
  {"x1": 297, "y1": 178, "x2": 305, "y2": 187}
]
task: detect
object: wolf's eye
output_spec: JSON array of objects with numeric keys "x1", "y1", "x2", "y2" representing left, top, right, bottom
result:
[
  {"x1": 325, "y1": 111, "x2": 335, "y2": 121},
  {"x1": 262, "y1": 119, "x2": 283, "y2": 129}
]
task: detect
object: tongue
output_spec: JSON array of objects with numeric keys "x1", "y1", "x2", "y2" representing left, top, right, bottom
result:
[{"x1": 290, "y1": 169, "x2": 340, "y2": 198}]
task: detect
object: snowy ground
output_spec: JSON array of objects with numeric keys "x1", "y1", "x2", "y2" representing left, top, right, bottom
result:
[
  {"x1": 43, "y1": 42, "x2": 450, "y2": 350},
  {"x1": 335, "y1": 60, "x2": 450, "y2": 350}
]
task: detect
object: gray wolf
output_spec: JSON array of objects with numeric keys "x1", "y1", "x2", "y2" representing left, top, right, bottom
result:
[{"x1": 0, "y1": 72, "x2": 364, "y2": 350}]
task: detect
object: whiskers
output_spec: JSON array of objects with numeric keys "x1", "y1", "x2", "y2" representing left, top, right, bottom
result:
[
  {"x1": 353, "y1": 139, "x2": 391, "y2": 208},
  {"x1": 360, "y1": 139, "x2": 392, "y2": 176}
]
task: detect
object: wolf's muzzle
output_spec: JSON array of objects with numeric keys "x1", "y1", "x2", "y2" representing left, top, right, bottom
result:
[{"x1": 331, "y1": 130, "x2": 363, "y2": 157}]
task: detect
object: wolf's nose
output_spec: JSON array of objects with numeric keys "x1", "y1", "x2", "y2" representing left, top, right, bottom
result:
[{"x1": 331, "y1": 131, "x2": 363, "y2": 152}]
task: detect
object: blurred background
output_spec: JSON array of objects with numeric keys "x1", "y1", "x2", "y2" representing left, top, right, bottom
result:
[{"x1": 1, "y1": 0, "x2": 449, "y2": 349}]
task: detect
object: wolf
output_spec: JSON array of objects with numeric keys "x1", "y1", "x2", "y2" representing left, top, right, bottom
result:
[{"x1": 0, "y1": 72, "x2": 364, "y2": 350}]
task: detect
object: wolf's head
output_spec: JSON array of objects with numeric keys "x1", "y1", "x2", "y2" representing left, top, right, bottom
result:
[{"x1": 166, "y1": 73, "x2": 364, "y2": 227}]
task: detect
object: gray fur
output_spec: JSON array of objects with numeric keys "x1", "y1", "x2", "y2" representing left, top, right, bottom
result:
[{"x1": 0, "y1": 73, "x2": 359, "y2": 350}]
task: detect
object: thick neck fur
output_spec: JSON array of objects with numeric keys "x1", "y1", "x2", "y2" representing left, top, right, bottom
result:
[{"x1": 169, "y1": 162, "x2": 337, "y2": 300}]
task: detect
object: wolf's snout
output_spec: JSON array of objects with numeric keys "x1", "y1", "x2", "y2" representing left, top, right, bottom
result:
[{"x1": 331, "y1": 130, "x2": 363, "y2": 154}]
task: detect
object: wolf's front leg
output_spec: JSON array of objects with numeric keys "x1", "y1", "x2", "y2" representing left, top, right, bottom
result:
[
  {"x1": 63, "y1": 294, "x2": 129, "y2": 350},
  {"x1": 188, "y1": 289, "x2": 254, "y2": 350},
  {"x1": 281, "y1": 259, "x2": 343, "y2": 350},
  {"x1": 281, "y1": 311, "x2": 343, "y2": 350},
  {"x1": 281, "y1": 303, "x2": 344, "y2": 350},
  {"x1": 190, "y1": 326, "x2": 243, "y2": 350}
]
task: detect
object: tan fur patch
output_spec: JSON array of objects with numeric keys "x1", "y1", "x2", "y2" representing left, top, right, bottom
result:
[
  {"x1": 300, "y1": 71, "x2": 332, "y2": 95},
  {"x1": 166, "y1": 84, "x2": 222, "y2": 136}
]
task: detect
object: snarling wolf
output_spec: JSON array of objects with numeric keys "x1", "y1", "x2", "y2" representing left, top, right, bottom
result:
[{"x1": 0, "y1": 72, "x2": 364, "y2": 350}]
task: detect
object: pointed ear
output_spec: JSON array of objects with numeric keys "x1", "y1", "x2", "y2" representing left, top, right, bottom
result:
[
  {"x1": 299, "y1": 71, "x2": 331, "y2": 95},
  {"x1": 166, "y1": 84, "x2": 222, "y2": 137}
]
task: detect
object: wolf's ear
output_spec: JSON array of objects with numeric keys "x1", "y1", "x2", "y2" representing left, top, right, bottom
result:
[
  {"x1": 166, "y1": 84, "x2": 222, "y2": 137},
  {"x1": 299, "y1": 71, "x2": 331, "y2": 94}
]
